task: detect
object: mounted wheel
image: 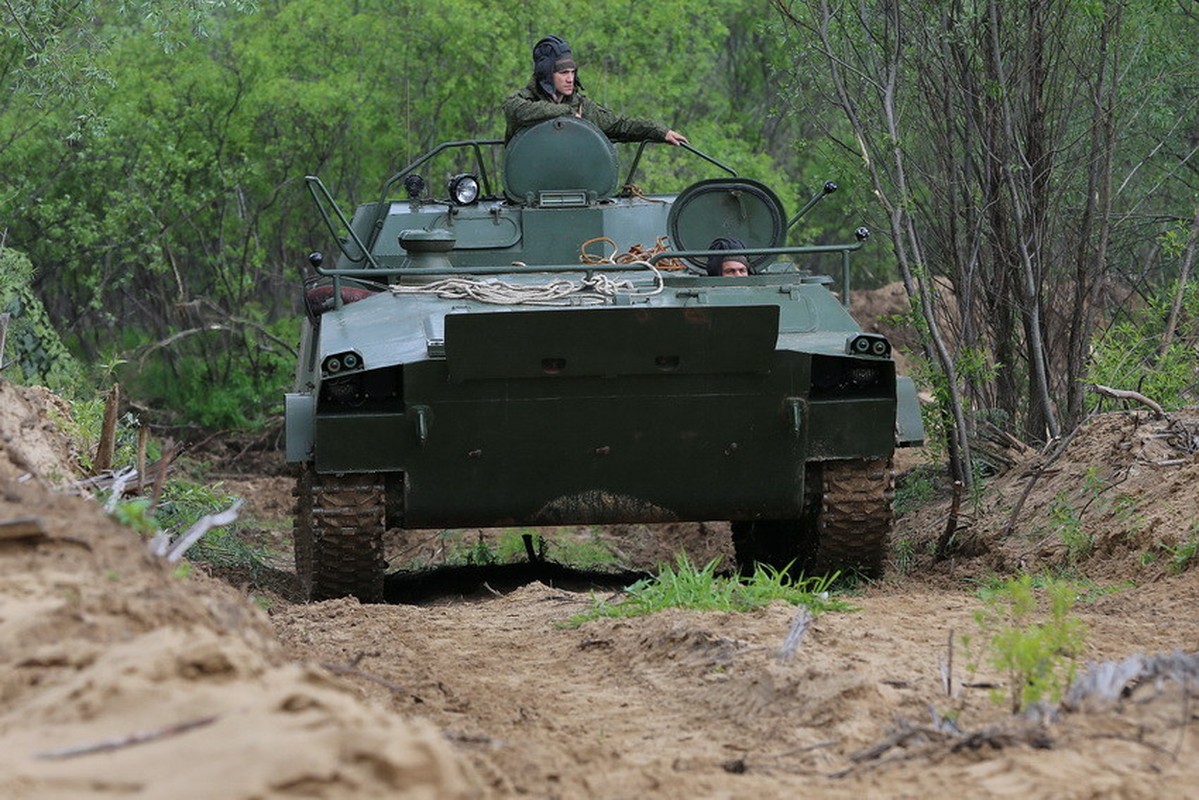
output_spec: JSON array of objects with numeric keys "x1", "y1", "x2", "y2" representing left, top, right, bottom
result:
[
  {"x1": 293, "y1": 465, "x2": 386, "y2": 602},
  {"x1": 731, "y1": 458, "x2": 894, "y2": 579},
  {"x1": 814, "y1": 458, "x2": 895, "y2": 579}
]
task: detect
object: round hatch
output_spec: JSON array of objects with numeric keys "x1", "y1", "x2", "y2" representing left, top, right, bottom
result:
[
  {"x1": 504, "y1": 117, "x2": 619, "y2": 204},
  {"x1": 667, "y1": 178, "x2": 786, "y2": 270}
]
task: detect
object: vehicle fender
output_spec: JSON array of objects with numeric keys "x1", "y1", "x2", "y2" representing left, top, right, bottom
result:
[
  {"x1": 285, "y1": 392, "x2": 315, "y2": 462},
  {"x1": 895, "y1": 376, "x2": 926, "y2": 447}
]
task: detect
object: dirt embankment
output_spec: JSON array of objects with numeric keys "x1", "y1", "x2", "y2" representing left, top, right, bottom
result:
[
  {"x1": 3, "y1": 377, "x2": 1199, "y2": 798},
  {"x1": 0, "y1": 381, "x2": 477, "y2": 799}
]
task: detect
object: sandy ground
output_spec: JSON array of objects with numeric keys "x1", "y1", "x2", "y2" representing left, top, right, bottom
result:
[{"x1": 3, "y1": 378, "x2": 1199, "y2": 798}]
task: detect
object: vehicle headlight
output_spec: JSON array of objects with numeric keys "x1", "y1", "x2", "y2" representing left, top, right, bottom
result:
[
  {"x1": 846, "y1": 333, "x2": 891, "y2": 357},
  {"x1": 448, "y1": 174, "x2": 480, "y2": 206},
  {"x1": 322, "y1": 351, "x2": 362, "y2": 375}
]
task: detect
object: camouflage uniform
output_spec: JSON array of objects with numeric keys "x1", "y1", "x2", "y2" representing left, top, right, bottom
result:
[{"x1": 502, "y1": 78, "x2": 669, "y2": 144}]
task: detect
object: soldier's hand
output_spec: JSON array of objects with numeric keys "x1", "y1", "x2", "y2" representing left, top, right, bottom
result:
[{"x1": 665, "y1": 130, "x2": 688, "y2": 146}]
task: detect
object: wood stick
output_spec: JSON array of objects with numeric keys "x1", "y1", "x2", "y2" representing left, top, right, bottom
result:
[
  {"x1": 94, "y1": 383, "x2": 121, "y2": 473},
  {"x1": 778, "y1": 607, "x2": 813, "y2": 663},
  {"x1": 149, "y1": 439, "x2": 175, "y2": 513},
  {"x1": 36, "y1": 715, "x2": 219, "y2": 760},
  {"x1": 945, "y1": 627, "x2": 954, "y2": 697},
  {"x1": 136, "y1": 426, "x2": 149, "y2": 494},
  {"x1": 0, "y1": 311, "x2": 9, "y2": 371},
  {"x1": 1090, "y1": 383, "x2": 1166, "y2": 419}
]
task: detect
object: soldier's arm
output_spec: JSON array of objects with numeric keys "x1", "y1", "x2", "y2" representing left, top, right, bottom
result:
[{"x1": 582, "y1": 98, "x2": 669, "y2": 144}]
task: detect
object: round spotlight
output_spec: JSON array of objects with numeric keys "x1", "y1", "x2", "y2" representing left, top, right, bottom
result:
[
  {"x1": 853, "y1": 337, "x2": 872, "y2": 354},
  {"x1": 448, "y1": 174, "x2": 480, "y2": 205},
  {"x1": 325, "y1": 356, "x2": 342, "y2": 373},
  {"x1": 342, "y1": 353, "x2": 359, "y2": 369},
  {"x1": 871, "y1": 339, "x2": 889, "y2": 356}
]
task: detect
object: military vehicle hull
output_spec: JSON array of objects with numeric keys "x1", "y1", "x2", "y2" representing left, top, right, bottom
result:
[{"x1": 288, "y1": 119, "x2": 923, "y2": 601}]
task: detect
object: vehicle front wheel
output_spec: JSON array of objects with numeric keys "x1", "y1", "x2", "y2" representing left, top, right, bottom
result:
[{"x1": 293, "y1": 465, "x2": 386, "y2": 602}]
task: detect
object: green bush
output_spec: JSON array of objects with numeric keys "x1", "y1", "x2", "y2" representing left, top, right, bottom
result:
[
  {"x1": 121, "y1": 314, "x2": 298, "y2": 430},
  {"x1": 965, "y1": 574, "x2": 1088, "y2": 713}
]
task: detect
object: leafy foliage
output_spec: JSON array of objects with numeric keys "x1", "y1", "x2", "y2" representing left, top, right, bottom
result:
[
  {"x1": 1159, "y1": 525, "x2": 1199, "y2": 575},
  {"x1": 0, "y1": 247, "x2": 81, "y2": 391},
  {"x1": 5, "y1": 0, "x2": 1199, "y2": 438},
  {"x1": 1089, "y1": 280, "x2": 1199, "y2": 410},
  {"x1": 2, "y1": 1, "x2": 850, "y2": 426}
]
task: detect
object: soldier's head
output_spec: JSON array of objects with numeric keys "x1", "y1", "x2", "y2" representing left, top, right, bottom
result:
[
  {"x1": 533, "y1": 35, "x2": 579, "y2": 99},
  {"x1": 706, "y1": 237, "x2": 750, "y2": 277}
]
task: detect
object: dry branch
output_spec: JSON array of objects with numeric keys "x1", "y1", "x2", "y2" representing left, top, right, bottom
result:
[
  {"x1": 320, "y1": 661, "x2": 420, "y2": 699},
  {"x1": 1089, "y1": 383, "x2": 1166, "y2": 419},
  {"x1": 778, "y1": 607, "x2": 813, "y2": 663},
  {"x1": 1001, "y1": 419, "x2": 1090, "y2": 539},
  {"x1": 148, "y1": 499, "x2": 244, "y2": 562},
  {"x1": 0, "y1": 311, "x2": 9, "y2": 371},
  {"x1": 36, "y1": 715, "x2": 219, "y2": 760}
]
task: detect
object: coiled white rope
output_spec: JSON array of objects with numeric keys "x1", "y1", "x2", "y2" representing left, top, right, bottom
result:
[{"x1": 388, "y1": 260, "x2": 664, "y2": 306}]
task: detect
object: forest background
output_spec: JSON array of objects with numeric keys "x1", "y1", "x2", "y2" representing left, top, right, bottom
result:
[{"x1": 1, "y1": 0, "x2": 1198, "y2": 477}]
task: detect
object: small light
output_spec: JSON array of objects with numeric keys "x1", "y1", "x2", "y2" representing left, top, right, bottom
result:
[
  {"x1": 403, "y1": 174, "x2": 425, "y2": 199},
  {"x1": 448, "y1": 174, "x2": 480, "y2": 205},
  {"x1": 325, "y1": 357, "x2": 341, "y2": 373}
]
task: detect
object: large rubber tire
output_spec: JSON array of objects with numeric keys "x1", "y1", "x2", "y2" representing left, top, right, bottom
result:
[
  {"x1": 293, "y1": 466, "x2": 386, "y2": 602},
  {"x1": 731, "y1": 458, "x2": 894, "y2": 580},
  {"x1": 813, "y1": 458, "x2": 895, "y2": 579}
]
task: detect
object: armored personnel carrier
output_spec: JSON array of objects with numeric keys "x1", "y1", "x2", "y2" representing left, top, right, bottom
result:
[{"x1": 287, "y1": 117, "x2": 924, "y2": 602}]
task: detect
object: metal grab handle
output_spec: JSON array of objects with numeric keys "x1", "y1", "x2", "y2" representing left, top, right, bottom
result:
[{"x1": 304, "y1": 176, "x2": 380, "y2": 271}]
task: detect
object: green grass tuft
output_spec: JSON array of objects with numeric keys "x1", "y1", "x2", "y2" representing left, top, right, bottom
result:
[{"x1": 564, "y1": 552, "x2": 852, "y2": 627}]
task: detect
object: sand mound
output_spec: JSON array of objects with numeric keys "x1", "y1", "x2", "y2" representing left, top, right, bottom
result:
[
  {"x1": 894, "y1": 409, "x2": 1199, "y2": 581},
  {"x1": 0, "y1": 381, "x2": 77, "y2": 483},
  {"x1": 0, "y1": 379, "x2": 480, "y2": 799}
]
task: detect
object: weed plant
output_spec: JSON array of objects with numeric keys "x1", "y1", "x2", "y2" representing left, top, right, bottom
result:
[
  {"x1": 1048, "y1": 492, "x2": 1093, "y2": 565},
  {"x1": 1160, "y1": 526, "x2": 1199, "y2": 574},
  {"x1": 894, "y1": 464, "x2": 940, "y2": 517},
  {"x1": 892, "y1": 537, "x2": 918, "y2": 574},
  {"x1": 566, "y1": 553, "x2": 852, "y2": 627},
  {"x1": 101, "y1": 478, "x2": 270, "y2": 573},
  {"x1": 964, "y1": 574, "x2": 1087, "y2": 713}
]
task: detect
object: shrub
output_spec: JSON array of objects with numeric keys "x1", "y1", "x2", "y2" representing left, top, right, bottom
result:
[{"x1": 965, "y1": 574, "x2": 1088, "y2": 713}]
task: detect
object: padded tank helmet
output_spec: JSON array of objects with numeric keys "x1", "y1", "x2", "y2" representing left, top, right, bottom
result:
[
  {"x1": 533, "y1": 35, "x2": 580, "y2": 97},
  {"x1": 705, "y1": 237, "x2": 750, "y2": 277}
]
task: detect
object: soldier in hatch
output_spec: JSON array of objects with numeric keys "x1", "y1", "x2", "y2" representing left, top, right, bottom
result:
[
  {"x1": 502, "y1": 35, "x2": 688, "y2": 147},
  {"x1": 706, "y1": 237, "x2": 751, "y2": 277}
]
